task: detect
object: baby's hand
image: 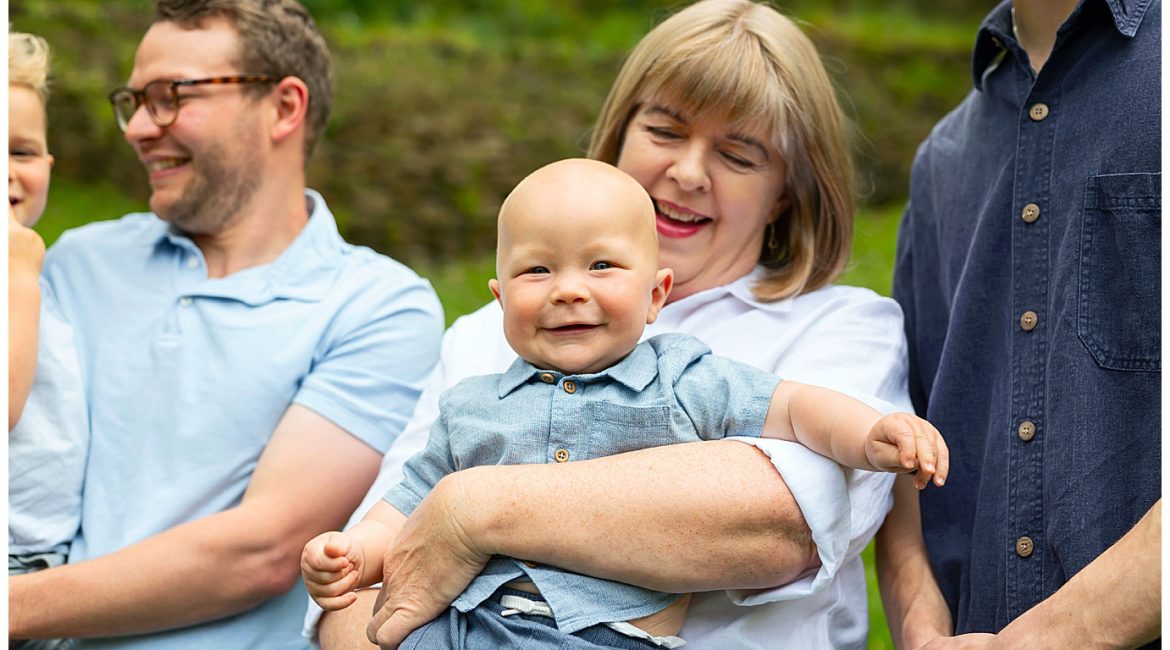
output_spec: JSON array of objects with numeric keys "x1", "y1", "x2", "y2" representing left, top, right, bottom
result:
[
  {"x1": 301, "y1": 531, "x2": 365, "y2": 610},
  {"x1": 865, "y1": 412, "x2": 949, "y2": 489}
]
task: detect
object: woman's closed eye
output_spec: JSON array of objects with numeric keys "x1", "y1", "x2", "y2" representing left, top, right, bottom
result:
[{"x1": 645, "y1": 125, "x2": 684, "y2": 141}]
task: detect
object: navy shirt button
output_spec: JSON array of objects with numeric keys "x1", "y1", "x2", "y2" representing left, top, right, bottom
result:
[
  {"x1": 1015, "y1": 536, "x2": 1035, "y2": 557},
  {"x1": 1018, "y1": 420, "x2": 1036, "y2": 441},
  {"x1": 1021, "y1": 203, "x2": 1040, "y2": 223},
  {"x1": 1020, "y1": 311, "x2": 1038, "y2": 331},
  {"x1": 1028, "y1": 103, "x2": 1049, "y2": 121}
]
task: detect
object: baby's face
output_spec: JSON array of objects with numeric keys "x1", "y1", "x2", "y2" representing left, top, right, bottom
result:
[
  {"x1": 9, "y1": 84, "x2": 53, "y2": 227},
  {"x1": 492, "y1": 180, "x2": 670, "y2": 375}
]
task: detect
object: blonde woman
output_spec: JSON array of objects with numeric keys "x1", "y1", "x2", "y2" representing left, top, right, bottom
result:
[{"x1": 314, "y1": 1, "x2": 909, "y2": 647}]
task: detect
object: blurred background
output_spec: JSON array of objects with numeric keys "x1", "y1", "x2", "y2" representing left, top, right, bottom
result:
[{"x1": 11, "y1": 1, "x2": 988, "y2": 646}]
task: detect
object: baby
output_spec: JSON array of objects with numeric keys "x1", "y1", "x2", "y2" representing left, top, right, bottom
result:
[{"x1": 302, "y1": 159, "x2": 947, "y2": 649}]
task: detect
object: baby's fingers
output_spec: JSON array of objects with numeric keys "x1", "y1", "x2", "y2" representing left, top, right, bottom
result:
[{"x1": 313, "y1": 588, "x2": 359, "y2": 612}]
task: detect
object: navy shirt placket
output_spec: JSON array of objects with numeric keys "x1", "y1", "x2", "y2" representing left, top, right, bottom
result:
[{"x1": 1004, "y1": 61, "x2": 1055, "y2": 623}]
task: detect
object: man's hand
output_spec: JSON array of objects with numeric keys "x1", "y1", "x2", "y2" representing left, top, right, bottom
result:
[
  {"x1": 366, "y1": 474, "x2": 489, "y2": 649},
  {"x1": 302, "y1": 531, "x2": 366, "y2": 611},
  {"x1": 865, "y1": 412, "x2": 949, "y2": 489}
]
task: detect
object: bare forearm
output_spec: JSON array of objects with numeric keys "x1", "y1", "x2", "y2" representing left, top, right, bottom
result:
[
  {"x1": 876, "y1": 476, "x2": 951, "y2": 649},
  {"x1": 766, "y1": 382, "x2": 881, "y2": 470},
  {"x1": 996, "y1": 499, "x2": 1161, "y2": 648},
  {"x1": 456, "y1": 439, "x2": 818, "y2": 592},
  {"x1": 9, "y1": 507, "x2": 300, "y2": 639}
]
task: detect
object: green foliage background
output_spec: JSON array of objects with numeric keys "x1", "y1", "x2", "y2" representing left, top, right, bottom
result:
[{"x1": 12, "y1": 2, "x2": 984, "y2": 646}]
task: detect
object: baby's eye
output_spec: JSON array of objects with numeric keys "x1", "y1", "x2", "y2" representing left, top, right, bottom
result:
[
  {"x1": 525, "y1": 266, "x2": 550, "y2": 275},
  {"x1": 591, "y1": 261, "x2": 613, "y2": 271}
]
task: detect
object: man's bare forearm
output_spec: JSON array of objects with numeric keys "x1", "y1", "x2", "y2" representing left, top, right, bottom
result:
[
  {"x1": 456, "y1": 439, "x2": 819, "y2": 593},
  {"x1": 876, "y1": 476, "x2": 951, "y2": 649},
  {"x1": 995, "y1": 499, "x2": 1160, "y2": 648}
]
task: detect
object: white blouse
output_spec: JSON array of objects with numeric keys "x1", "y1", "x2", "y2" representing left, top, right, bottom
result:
[{"x1": 306, "y1": 268, "x2": 911, "y2": 649}]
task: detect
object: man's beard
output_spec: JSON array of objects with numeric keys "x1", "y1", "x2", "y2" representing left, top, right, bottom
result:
[{"x1": 153, "y1": 134, "x2": 263, "y2": 235}]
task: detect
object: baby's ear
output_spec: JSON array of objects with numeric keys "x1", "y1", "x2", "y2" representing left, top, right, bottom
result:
[
  {"x1": 646, "y1": 268, "x2": 673, "y2": 324},
  {"x1": 488, "y1": 278, "x2": 502, "y2": 303}
]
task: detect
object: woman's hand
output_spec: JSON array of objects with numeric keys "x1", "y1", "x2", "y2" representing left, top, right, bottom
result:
[
  {"x1": 9, "y1": 211, "x2": 45, "y2": 281},
  {"x1": 366, "y1": 473, "x2": 490, "y2": 649}
]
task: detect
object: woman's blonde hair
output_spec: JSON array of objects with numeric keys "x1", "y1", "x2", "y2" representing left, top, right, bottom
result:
[
  {"x1": 9, "y1": 31, "x2": 51, "y2": 104},
  {"x1": 588, "y1": 0, "x2": 854, "y2": 301}
]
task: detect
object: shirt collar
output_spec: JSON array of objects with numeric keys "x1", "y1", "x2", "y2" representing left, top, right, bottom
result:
[
  {"x1": 152, "y1": 189, "x2": 343, "y2": 305},
  {"x1": 495, "y1": 339, "x2": 662, "y2": 398},
  {"x1": 971, "y1": 0, "x2": 1155, "y2": 89}
]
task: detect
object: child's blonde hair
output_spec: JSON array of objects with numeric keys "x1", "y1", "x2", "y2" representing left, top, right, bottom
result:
[
  {"x1": 588, "y1": 0, "x2": 854, "y2": 301},
  {"x1": 9, "y1": 31, "x2": 52, "y2": 104}
]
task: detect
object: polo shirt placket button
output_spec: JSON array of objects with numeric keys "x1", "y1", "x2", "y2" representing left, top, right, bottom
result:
[
  {"x1": 1028, "y1": 103, "x2": 1049, "y2": 121},
  {"x1": 179, "y1": 296, "x2": 193, "y2": 307},
  {"x1": 554, "y1": 449, "x2": 570, "y2": 463},
  {"x1": 1018, "y1": 420, "x2": 1036, "y2": 442},
  {"x1": 186, "y1": 257, "x2": 200, "y2": 269},
  {"x1": 1021, "y1": 203, "x2": 1040, "y2": 223},
  {"x1": 563, "y1": 380, "x2": 577, "y2": 394},
  {"x1": 540, "y1": 373, "x2": 555, "y2": 384},
  {"x1": 1015, "y1": 536, "x2": 1035, "y2": 558},
  {"x1": 1019, "y1": 311, "x2": 1038, "y2": 331}
]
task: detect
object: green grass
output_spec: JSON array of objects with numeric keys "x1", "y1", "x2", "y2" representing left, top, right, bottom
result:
[{"x1": 37, "y1": 181, "x2": 905, "y2": 645}]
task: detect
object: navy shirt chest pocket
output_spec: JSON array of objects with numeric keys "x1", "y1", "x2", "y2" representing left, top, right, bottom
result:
[
  {"x1": 1077, "y1": 172, "x2": 1161, "y2": 371},
  {"x1": 584, "y1": 401, "x2": 678, "y2": 457}
]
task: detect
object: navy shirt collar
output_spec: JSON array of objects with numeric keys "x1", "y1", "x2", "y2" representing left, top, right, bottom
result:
[
  {"x1": 972, "y1": 0, "x2": 1155, "y2": 89},
  {"x1": 496, "y1": 340, "x2": 661, "y2": 398}
]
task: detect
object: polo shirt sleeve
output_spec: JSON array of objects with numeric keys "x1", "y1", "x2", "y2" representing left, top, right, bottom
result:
[
  {"x1": 671, "y1": 346, "x2": 782, "y2": 441},
  {"x1": 294, "y1": 272, "x2": 444, "y2": 454}
]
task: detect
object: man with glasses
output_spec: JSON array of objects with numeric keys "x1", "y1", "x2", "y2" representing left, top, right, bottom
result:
[{"x1": 7, "y1": 2, "x2": 443, "y2": 648}]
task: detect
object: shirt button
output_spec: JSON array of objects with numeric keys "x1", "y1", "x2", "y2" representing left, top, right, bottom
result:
[
  {"x1": 539, "y1": 372, "x2": 555, "y2": 384},
  {"x1": 1021, "y1": 203, "x2": 1040, "y2": 223},
  {"x1": 1016, "y1": 536, "x2": 1035, "y2": 558},
  {"x1": 554, "y1": 448, "x2": 570, "y2": 463},
  {"x1": 179, "y1": 296, "x2": 193, "y2": 307},
  {"x1": 1019, "y1": 310, "x2": 1038, "y2": 331},
  {"x1": 1028, "y1": 102, "x2": 1049, "y2": 121},
  {"x1": 186, "y1": 257, "x2": 200, "y2": 269},
  {"x1": 1018, "y1": 420, "x2": 1036, "y2": 441},
  {"x1": 563, "y1": 380, "x2": 577, "y2": 394}
]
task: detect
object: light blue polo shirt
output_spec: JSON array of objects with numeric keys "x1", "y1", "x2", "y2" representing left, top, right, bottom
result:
[{"x1": 41, "y1": 190, "x2": 444, "y2": 649}]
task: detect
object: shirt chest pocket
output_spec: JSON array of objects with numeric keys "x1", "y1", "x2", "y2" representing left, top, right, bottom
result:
[
  {"x1": 1078, "y1": 172, "x2": 1160, "y2": 371},
  {"x1": 584, "y1": 402, "x2": 678, "y2": 457}
]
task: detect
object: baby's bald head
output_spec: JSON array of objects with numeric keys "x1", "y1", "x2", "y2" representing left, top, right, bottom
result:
[{"x1": 497, "y1": 158, "x2": 658, "y2": 268}]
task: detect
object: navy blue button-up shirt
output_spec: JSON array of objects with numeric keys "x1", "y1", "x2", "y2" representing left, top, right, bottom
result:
[{"x1": 893, "y1": 0, "x2": 1160, "y2": 636}]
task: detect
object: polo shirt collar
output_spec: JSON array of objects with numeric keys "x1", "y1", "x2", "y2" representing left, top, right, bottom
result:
[
  {"x1": 153, "y1": 189, "x2": 342, "y2": 305},
  {"x1": 496, "y1": 338, "x2": 662, "y2": 398},
  {"x1": 971, "y1": 0, "x2": 1154, "y2": 90}
]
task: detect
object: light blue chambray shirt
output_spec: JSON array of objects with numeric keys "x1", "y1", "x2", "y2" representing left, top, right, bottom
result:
[
  {"x1": 385, "y1": 333, "x2": 782, "y2": 634},
  {"x1": 41, "y1": 190, "x2": 444, "y2": 650}
]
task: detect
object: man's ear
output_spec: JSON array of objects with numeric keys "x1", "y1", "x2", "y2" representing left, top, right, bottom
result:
[
  {"x1": 268, "y1": 76, "x2": 309, "y2": 147},
  {"x1": 645, "y1": 268, "x2": 673, "y2": 324},
  {"x1": 488, "y1": 278, "x2": 502, "y2": 304}
]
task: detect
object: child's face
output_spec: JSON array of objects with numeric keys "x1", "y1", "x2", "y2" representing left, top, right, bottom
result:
[
  {"x1": 8, "y1": 84, "x2": 53, "y2": 227},
  {"x1": 490, "y1": 166, "x2": 672, "y2": 375}
]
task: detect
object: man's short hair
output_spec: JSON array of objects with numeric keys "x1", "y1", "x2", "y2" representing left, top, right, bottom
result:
[{"x1": 154, "y1": 0, "x2": 332, "y2": 159}]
